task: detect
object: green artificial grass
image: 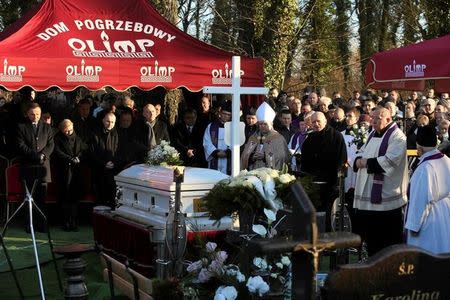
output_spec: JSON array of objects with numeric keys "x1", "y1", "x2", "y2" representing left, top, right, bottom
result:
[
  {"x1": 0, "y1": 223, "x2": 128, "y2": 300},
  {"x1": 0, "y1": 217, "x2": 359, "y2": 299}
]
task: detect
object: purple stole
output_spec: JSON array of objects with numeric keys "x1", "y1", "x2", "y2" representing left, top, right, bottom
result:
[
  {"x1": 291, "y1": 131, "x2": 307, "y2": 151},
  {"x1": 366, "y1": 123, "x2": 398, "y2": 204},
  {"x1": 209, "y1": 121, "x2": 231, "y2": 175}
]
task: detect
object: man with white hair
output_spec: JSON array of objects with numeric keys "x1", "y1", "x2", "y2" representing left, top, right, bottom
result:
[
  {"x1": 421, "y1": 98, "x2": 437, "y2": 127},
  {"x1": 353, "y1": 107, "x2": 408, "y2": 256},
  {"x1": 133, "y1": 103, "x2": 170, "y2": 161},
  {"x1": 241, "y1": 102, "x2": 290, "y2": 171},
  {"x1": 301, "y1": 111, "x2": 347, "y2": 229},
  {"x1": 405, "y1": 125, "x2": 450, "y2": 254}
]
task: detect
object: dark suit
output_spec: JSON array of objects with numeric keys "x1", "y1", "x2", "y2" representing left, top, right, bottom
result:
[
  {"x1": 275, "y1": 125, "x2": 297, "y2": 144},
  {"x1": 170, "y1": 122, "x2": 206, "y2": 167},
  {"x1": 53, "y1": 132, "x2": 88, "y2": 228},
  {"x1": 133, "y1": 119, "x2": 170, "y2": 161},
  {"x1": 90, "y1": 127, "x2": 125, "y2": 207},
  {"x1": 16, "y1": 120, "x2": 54, "y2": 222},
  {"x1": 16, "y1": 121, "x2": 54, "y2": 183},
  {"x1": 72, "y1": 113, "x2": 97, "y2": 144}
]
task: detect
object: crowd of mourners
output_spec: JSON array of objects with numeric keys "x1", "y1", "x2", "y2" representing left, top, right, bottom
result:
[{"x1": 1, "y1": 86, "x2": 449, "y2": 257}]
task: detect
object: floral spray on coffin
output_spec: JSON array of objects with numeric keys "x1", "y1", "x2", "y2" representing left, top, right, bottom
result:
[
  {"x1": 203, "y1": 167, "x2": 297, "y2": 233},
  {"x1": 146, "y1": 140, "x2": 183, "y2": 167}
]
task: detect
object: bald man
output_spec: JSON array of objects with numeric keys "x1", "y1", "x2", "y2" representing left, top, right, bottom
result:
[
  {"x1": 133, "y1": 103, "x2": 170, "y2": 161},
  {"x1": 90, "y1": 112, "x2": 127, "y2": 207},
  {"x1": 353, "y1": 107, "x2": 408, "y2": 256},
  {"x1": 301, "y1": 112, "x2": 347, "y2": 229}
]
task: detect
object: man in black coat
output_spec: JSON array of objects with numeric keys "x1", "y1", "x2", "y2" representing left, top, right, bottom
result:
[
  {"x1": 72, "y1": 98, "x2": 97, "y2": 144},
  {"x1": 90, "y1": 112, "x2": 125, "y2": 208},
  {"x1": 301, "y1": 112, "x2": 347, "y2": 230},
  {"x1": 170, "y1": 108, "x2": 206, "y2": 167},
  {"x1": 133, "y1": 103, "x2": 170, "y2": 162},
  {"x1": 16, "y1": 102, "x2": 54, "y2": 231}
]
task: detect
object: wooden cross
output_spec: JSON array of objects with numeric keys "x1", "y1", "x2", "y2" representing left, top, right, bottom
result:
[
  {"x1": 249, "y1": 182, "x2": 361, "y2": 299},
  {"x1": 203, "y1": 56, "x2": 268, "y2": 177}
]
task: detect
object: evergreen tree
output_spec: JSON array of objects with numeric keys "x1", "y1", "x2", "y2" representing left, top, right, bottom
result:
[
  {"x1": 334, "y1": 0, "x2": 351, "y2": 89},
  {"x1": 301, "y1": 0, "x2": 337, "y2": 89}
]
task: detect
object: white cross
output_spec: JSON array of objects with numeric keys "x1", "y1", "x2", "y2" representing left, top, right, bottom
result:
[{"x1": 203, "y1": 56, "x2": 268, "y2": 177}]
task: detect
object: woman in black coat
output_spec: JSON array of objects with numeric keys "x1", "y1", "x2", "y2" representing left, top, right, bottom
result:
[{"x1": 53, "y1": 119, "x2": 88, "y2": 231}]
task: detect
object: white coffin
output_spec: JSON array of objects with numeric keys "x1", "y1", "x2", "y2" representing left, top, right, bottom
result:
[{"x1": 114, "y1": 164, "x2": 232, "y2": 234}]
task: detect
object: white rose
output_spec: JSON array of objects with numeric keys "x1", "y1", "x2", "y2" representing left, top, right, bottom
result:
[
  {"x1": 276, "y1": 262, "x2": 283, "y2": 269},
  {"x1": 281, "y1": 256, "x2": 291, "y2": 266},
  {"x1": 269, "y1": 169, "x2": 279, "y2": 178},
  {"x1": 246, "y1": 276, "x2": 270, "y2": 296},
  {"x1": 279, "y1": 173, "x2": 294, "y2": 184},
  {"x1": 215, "y1": 286, "x2": 238, "y2": 300},
  {"x1": 236, "y1": 271, "x2": 245, "y2": 283},
  {"x1": 253, "y1": 257, "x2": 268, "y2": 269}
]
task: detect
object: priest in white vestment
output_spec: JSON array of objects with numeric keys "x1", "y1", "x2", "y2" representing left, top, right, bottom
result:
[
  {"x1": 353, "y1": 108, "x2": 408, "y2": 256},
  {"x1": 241, "y1": 102, "x2": 290, "y2": 171},
  {"x1": 203, "y1": 101, "x2": 232, "y2": 175},
  {"x1": 405, "y1": 125, "x2": 450, "y2": 254}
]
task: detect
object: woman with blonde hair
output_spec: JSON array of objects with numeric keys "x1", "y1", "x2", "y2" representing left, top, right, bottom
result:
[{"x1": 53, "y1": 119, "x2": 88, "y2": 231}]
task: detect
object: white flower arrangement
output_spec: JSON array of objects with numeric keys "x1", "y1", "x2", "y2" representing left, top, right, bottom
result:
[
  {"x1": 184, "y1": 209, "x2": 292, "y2": 298},
  {"x1": 204, "y1": 166, "x2": 297, "y2": 221},
  {"x1": 229, "y1": 167, "x2": 296, "y2": 212},
  {"x1": 184, "y1": 242, "x2": 253, "y2": 298},
  {"x1": 146, "y1": 140, "x2": 183, "y2": 166},
  {"x1": 348, "y1": 124, "x2": 368, "y2": 149},
  {"x1": 248, "y1": 209, "x2": 292, "y2": 295}
]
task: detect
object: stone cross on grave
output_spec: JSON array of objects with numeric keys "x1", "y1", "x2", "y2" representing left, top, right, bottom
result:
[
  {"x1": 203, "y1": 56, "x2": 268, "y2": 177},
  {"x1": 249, "y1": 182, "x2": 361, "y2": 299}
]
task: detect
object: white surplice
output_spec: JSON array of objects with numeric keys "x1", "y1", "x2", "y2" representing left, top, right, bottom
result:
[
  {"x1": 405, "y1": 149, "x2": 450, "y2": 254},
  {"x1": 203, "y1": 123, "x2": 230, "y2": 174},
  {"x1": 354, "y1": 125, "x2": 408, "y2": 211},
  {"x1": 341, "y1": 130, "x2": 359, "y2": 192}
]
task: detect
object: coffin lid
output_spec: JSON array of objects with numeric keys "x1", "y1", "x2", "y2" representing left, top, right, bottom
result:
[{"x1": 115, "y1": 164, "x2": 229, "y2": 191}]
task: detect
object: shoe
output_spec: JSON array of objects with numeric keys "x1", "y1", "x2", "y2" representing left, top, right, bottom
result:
[{"x1": 69, "y1": 220, "x2": 79, "y2": 232}]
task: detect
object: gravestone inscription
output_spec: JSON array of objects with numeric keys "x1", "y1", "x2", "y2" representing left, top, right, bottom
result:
[{"x1": 322, "y1": 245, "x2": 450, "y2": 300}]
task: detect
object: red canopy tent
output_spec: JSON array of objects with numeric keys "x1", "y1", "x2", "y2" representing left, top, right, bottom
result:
[
  {"x1": 364, "y1": 35, "x2": 450, "y2": 92},
  {"x1": 0, "y1": 0, "x2": 264, "y2": 92}
]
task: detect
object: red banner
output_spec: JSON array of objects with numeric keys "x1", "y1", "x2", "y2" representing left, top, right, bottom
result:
[
  {"x1": 364, "y1": 35, "x2": 450, "y2": 92},
  {"x1": 0, "y1": 0, "x2": 264, "y2": 91}
]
